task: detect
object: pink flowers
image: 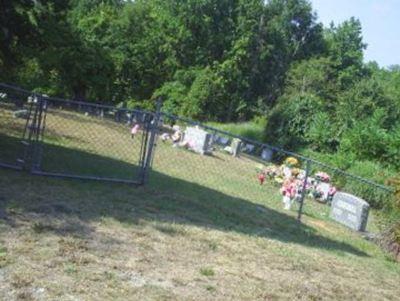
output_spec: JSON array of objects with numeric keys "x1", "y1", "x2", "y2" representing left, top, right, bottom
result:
[
  {"x1": 131, "y1": 124, "x2": 140, "y2": 135},
  {"x1": 328, "y1": 186, "x2": 337, "y2": 196},
  {"x1": 315, "y1": 171, "x2": 330, "y2": 182}
]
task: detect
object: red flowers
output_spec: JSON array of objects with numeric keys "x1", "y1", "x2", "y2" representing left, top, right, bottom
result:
[{"x1": 258, "y1": 173, "x2": 266, "y2": 185}]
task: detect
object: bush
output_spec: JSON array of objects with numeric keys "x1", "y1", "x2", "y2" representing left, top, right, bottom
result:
[
  {"x1": 206, "y1": 118, "x2": 266, "y2": 141},
  {"x1": 264, "y1": 93, "x2": 323, "y2": 149},
  {"x1": 343, "y1": 161, "x2": 395, "y2": 208},
  {"x1": 339, "y1": 109, "x2": 389, "y2": 162},
  {"x1": 306, "y1": 112, "x2": 338, "y2": 151}
]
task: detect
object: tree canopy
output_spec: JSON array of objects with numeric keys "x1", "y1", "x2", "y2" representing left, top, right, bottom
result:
[{"x1": 1, "y1": 0, "x2": 400, "y2": 171}]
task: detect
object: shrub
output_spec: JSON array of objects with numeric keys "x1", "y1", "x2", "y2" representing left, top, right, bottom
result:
[
  {"x1": 343, "y1": 160, "x2": 395, "y2": 208},
  {"x1": 206, "y1": 119, "x2": 265, "y2": 141},
  {"x1": 264, "y1": 93, "x2": 323, "y2": 149},
  {"x1": 306, "y1": 112, "x2": 337, "y2": 152},
  {"x1": 339, "y1": 109, "x2": 389, "y2": 162}
]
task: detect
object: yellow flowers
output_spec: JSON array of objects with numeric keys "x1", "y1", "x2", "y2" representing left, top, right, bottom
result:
[{"x1": 284, "y1": 156, "x2": 299, "y2": 167}]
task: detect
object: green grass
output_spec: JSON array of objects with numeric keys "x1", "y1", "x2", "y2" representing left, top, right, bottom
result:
[
  {"x1": 206, "y1": 118, "x2": 266, "y2": 141},
  {"x1": 199, "y1": 267, "x2": 215, "y2": 277},
  {"x1": 0, "y1": 105, "x2": 400, "y2": 300}
]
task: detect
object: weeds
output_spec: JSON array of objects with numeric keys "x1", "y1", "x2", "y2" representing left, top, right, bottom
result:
[{"x1": 200, "y1": 267, "x2": 215, "y2": 277}]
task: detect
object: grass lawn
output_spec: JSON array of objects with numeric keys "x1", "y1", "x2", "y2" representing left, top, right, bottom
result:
[{"x1": 0, "y1": 103, "x2": 400, "y2": 300}]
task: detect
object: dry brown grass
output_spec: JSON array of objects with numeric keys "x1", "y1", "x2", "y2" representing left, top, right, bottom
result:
[{"x1": 1, "y1": 169, "x2": 400, "y2": 301}]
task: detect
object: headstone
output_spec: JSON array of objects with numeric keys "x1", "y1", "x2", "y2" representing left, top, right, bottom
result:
[
  {"x1": 184, "y1": 126, "x2": 212, "y2": 155},
  {"x1": 261, "y1": 148, "x2": 273, "y2": 161},
  {"x1": 318, "y1": 182, "x2": 331, "y2": 201},
  {"x1": 244, "y1": 144, "x2": 255, "y2": 153},
  {"x1": 330, "y1": 192, "x2": 369, "y2": 232},
  {"x1": 231, "y1": 138, "x2": 242, "y2": 157},
  {"x1": 13, "y1": 110, "x2": 28, "y2": 119},
  {"x1": 218, "y1": 137, "x2": 230, "y2": 146},
  {"x1": 212, "y1": 134, "x2": 220, "y2": 143}
]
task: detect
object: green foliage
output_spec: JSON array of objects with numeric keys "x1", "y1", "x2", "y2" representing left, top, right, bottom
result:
[
  {"x1": 340, "y1": 109, "x2": 388, "y2": 161},
  {"x1": 2, "y1": 0, "x2": 400, "y2": 214},
  {"x1": 343, "y1": 161, "x2": 395, "y2": 208},
  {"x1": 264, "y1": 93, "x2": 323, "y2": 149},
  {"x1": 207, "y1": 117, "x2": 266, "y2": 141}
]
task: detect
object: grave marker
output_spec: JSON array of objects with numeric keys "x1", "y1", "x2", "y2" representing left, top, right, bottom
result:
[
  {"x1": 184, "y1": 126, "x2": 212, "y2": 155},
  {"x1": 330, "y1": 192, "x2": 369, "y2": 231},
  {"x1": 231, "y1": 138, "x2": 242, "y2": 157},
  {"x1": 261, "y1": 148, "x2": 273, "y2": 161}
]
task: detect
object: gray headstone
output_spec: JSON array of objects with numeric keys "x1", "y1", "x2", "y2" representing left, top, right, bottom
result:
[
  {"x1": 244, "y1": 144, "x2": 255, "y2": 153},
  {"x1": 330, "y1": 192, "x2": 369, "y2": 232},
  {"x1": 218, "y1": 137, "x2": 230, "y2": 146},
  {"x1": 261, "y1": 148, "x2": 273, "y2": 161},
  {"x1": 184, "y1": 126, "x2": 212, "y2": 155}
]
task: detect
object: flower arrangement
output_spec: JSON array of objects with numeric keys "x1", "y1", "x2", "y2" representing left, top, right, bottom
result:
[
  {"x1": 291, "y1": 168, "x2": 301, "y2": 177},
  {"x1": 252, "y1": 159, "x2": 338, "y2": 207},
  {"x1": 257, "y1": 172, "x2": 266, "y2": 185},
  {"x1": 315, "y1": 171, "x2": 330, "y2": 183},
  {"x1": 264, "y1": 165, "x2": 280, "y2": 178},
  {"x1": 284, "y1": 156, "x2": 299, "y2": 168},
  {"x1": 255, "y1": 164, "x2": 265, "y2": 173},
  {"x1": 326, "y1": 186, "x2": 337, "y2": 205}
]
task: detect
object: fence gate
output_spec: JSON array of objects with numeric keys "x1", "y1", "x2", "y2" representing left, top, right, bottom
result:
[
  {"x1": 0, "y1": 84, "x2": 37, "y2": 170},
  {"x1": 0, "y1": 83, "x2": 157, "y2": 184},
  {"x1": 30, "y1": 96, "x2": 157, "y2": 184}
]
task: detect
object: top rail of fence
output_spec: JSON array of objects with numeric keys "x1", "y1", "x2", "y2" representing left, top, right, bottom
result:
[
  {"x1": 161, "y1": 111, "x2": 393, "y2": 193},
  {"x1": 0, "y1": 82, "x2": 155, "y2": 117}
]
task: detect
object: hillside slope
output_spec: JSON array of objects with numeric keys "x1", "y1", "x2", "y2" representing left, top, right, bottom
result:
[{"x1": 1, "y1": 168, "x2": 400, "y2": 300}]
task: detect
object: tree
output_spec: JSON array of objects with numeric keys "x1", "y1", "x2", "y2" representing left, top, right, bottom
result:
[{"x1": 325, "y1": 17, "x2": 367, "y2": 89}]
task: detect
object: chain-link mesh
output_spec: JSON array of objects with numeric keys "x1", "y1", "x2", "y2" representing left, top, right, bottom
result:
[
  {"x1": 0, "y1": 84, "x2": 33, "y2": 169},
  {"x1": 307, "y1": 161, "x2": 393, "y2": 225},
  {"x1": 149, "y1": 113, "x2": 393, "y2": 223},
  {"x1": 150, "y1": 114, "x2": 303, "y2": 220},
  {"x1": 32, "y1": 97, "x2": 152, "y2": 183},
  {"x1": 0, "y1": 83, "x2": 394, "y2": 226}
]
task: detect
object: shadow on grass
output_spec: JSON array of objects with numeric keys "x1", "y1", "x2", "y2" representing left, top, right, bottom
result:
[
  {"x1": 0, "y1": 133, "x2": 25, "y2": 167},
  {"x1": 0, "y1": 134, "x2": 368, "y2": 257}
]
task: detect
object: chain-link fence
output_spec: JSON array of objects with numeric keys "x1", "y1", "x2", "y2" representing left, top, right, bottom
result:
[
  {"x1": 0, "y1": 83, "x2": 155, "y2": 184},
  {"x1": 149, "y1": 111, "x2": 393, "y2": 224},
  {"x1": 0, "y1": 83, "x2": 35, "y2": 170},
  {"x1": 0, "y1": 83, "x2": 394, "y2": 227},
  {"x1": 32, "y1": 96, "x2": 155, "y2": 183}
]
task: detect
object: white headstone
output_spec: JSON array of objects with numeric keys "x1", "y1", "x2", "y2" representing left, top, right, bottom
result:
[
  {"x1": 231, "y1": 138, "x2": 242, "y2": 157},
  {"x1": 318, "y1": 182, "x2": 331, "y2": 201},
  {"x1": 184, "y1": 126, "x2": 212, "y2": 155}
]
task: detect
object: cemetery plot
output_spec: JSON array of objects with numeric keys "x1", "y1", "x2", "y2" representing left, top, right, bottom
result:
[{"x1": 151, "y1": 120, "x2": 388, "y2": 229}]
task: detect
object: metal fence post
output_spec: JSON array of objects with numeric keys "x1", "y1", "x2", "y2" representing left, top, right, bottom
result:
[
  {"x1": 140, "y1": 98, "x2": 162, "y2": 185},
  {"x1": 298, "y1": 159, "x2": 311, "y2": 221},
  {"x1": 31, "y1": 95, "x2": 47, "y2": 172}
]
